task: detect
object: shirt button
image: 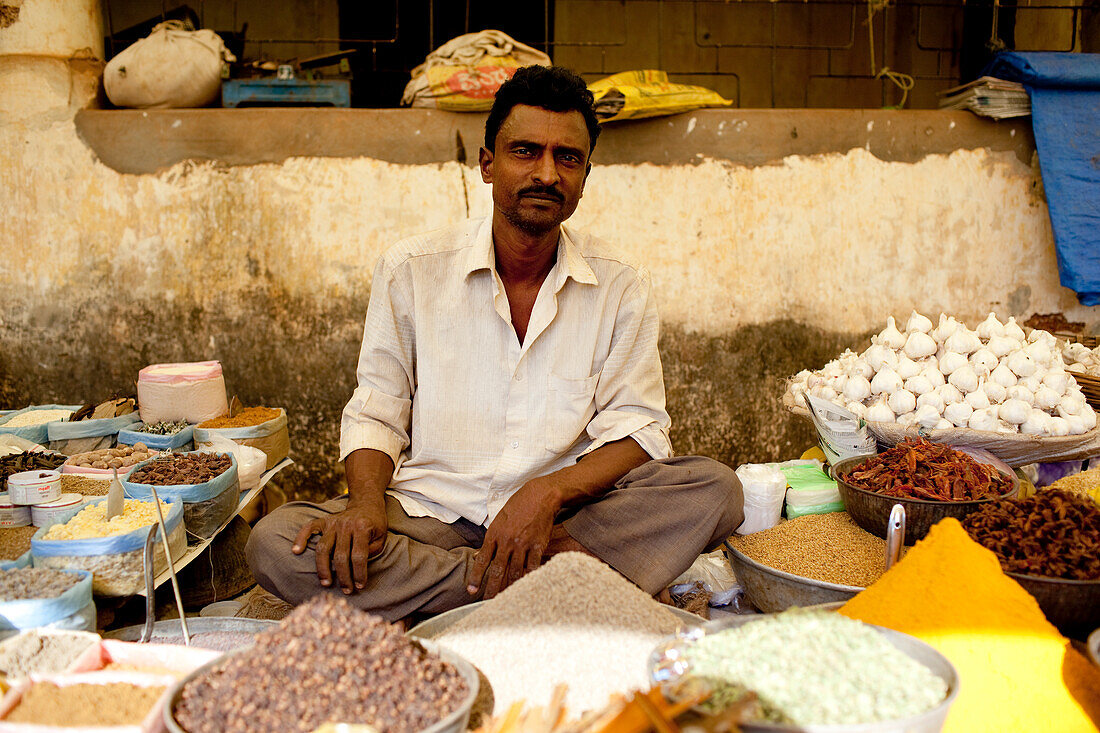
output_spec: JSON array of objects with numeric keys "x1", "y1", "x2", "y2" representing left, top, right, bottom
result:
[
  {"x1": 515, "y1": 373, "x2": 523, "y2": 381},
  {"x1": 510, "y1": 441, "x2": 519, "y2": 449}
]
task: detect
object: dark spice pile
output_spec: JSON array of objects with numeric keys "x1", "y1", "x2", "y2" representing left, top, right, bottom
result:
[
  {"x1": 174, "y1": 595, "x2": 469, "y2": 733},
  {"x1": 840, "y1": 439, "x2": 1013, "y2": 501},
  {"x1": 129, "y1": 453, "x2": 231, "y2": 485},
  {"x1": 0, "y1": 526, "x2": 37, "y2": 561},
  {"x1": 0, "y1": 453, "x2": 66, "y2": 484},
  {"x1": 962, "y1": 489, "x2": 1100, "y2": 580},
  {"x1": 0, "y1": 568, "x2": 80, "y2": 601}
]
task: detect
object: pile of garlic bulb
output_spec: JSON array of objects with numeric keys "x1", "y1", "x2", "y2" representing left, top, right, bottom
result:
[
  {"x1": 787, "y1": 311, "x2": 1098, "y2": 436},
  {"x1": 1061, "y1": 341, "x2": 1100, "y2": 377}
]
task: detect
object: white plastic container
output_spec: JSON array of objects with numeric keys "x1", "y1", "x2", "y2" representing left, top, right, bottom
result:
[
  {"x1": 0, "y1": 493, "x2": 31, "y2": 527},
  {"x1": 137, "y1": 361, "x2": 228, "y2": 424},
  {"x1": 31, "y1": 493, "x2": 84, "y2": 528},
  {"x1": 6, "y1": 469, "x2": 61, "y2": 505}
]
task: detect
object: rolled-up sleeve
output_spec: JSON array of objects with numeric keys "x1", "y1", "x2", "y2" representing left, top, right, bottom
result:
[
  {"x1": 339, "y1": 256, "x2": 415, "y2": 466},
  {"x1": 580, "y1": 268, "x2": 673, "y2": 460}
]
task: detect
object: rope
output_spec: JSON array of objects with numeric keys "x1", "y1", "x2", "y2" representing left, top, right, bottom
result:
[{"x1": 867, "y1": 0, "x2": 916, "y2": 109}]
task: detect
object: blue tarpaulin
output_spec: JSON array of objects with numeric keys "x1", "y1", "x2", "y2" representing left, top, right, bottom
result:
[{"x1": 982, "y1": 53, "x2": 1100, "y2": 305}]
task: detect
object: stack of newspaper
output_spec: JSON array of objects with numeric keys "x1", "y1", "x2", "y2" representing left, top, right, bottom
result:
[
  {"x1": 805, "y1": 395, "x2": 877, "y2": 467},
  {"x1": 937, "y1": 76, "x2": 1030, "y2": 119}
]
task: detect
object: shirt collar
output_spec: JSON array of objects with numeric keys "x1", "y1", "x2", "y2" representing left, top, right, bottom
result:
[{"x1": 462, "y1": 216, "x2": 599, "y2": 288}]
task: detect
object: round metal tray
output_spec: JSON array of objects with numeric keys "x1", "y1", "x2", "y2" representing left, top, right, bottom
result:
[
  {"x1": 722, "y1": 542, "x2": 862, "y2": 613},
  {"x1": 104, "y1": 617, "x2": 278, "y2": 649},
  {"x1": 407, "y1": 599, "x2": 704, "y2": 639},
  {"x1": 162, "y1": 637, "x2": 480, "y2": 733},
  {"x1": 649, "y1": 613, "x2": 960, "y2": 733},
  {"x1": 832, "y1": 454, "x2": 1019, "y2": 545}
]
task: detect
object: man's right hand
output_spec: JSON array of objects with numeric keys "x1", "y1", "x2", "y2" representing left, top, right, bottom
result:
[{"x1": 292, "y1": 502, "x2": 387, "y2": 594}]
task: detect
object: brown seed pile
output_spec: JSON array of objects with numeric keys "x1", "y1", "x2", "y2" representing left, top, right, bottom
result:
[
  {"x1": 174, "y1": 595, "x2": 468, "y2": 733},
  {"x1": 1047, "y1": 468, "x2": 1100, "y2": 506},
  {"x1": 59, "y1": 474, "x2": 111, "y2": 496},
  {"x1": 197, "y1": 407, "x2": 281, "y2": 429},
  {"x1": 962, "y1": 489, "x2": 1100, "y2": 580},
  {"x1": 0, "y1": 568, "x2": 80, "y2": 601},
  {"x1": 5, "y1": 682, "x2": 165, "y2": 725},
  {"x1": 129, "y1": 453, "x2": 231, "y2": 486},
  {"x1": 729, "y1": 513, "x2": 890, "y2": 587},
  {"x1": 66, "y1": 443, "x2": 156, "y2": 470},
  {"x1": 0, "y1": 526, "x2": 37, "y2": 560}
]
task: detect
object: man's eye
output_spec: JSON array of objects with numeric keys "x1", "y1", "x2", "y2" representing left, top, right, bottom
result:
[{"x1": 514, "y1": 147, "x2": 533, "y2": 156}]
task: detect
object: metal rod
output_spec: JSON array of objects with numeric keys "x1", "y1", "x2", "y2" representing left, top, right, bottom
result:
[{"x1": 148, "y1": 487, "x2": 190, "y2": 647}]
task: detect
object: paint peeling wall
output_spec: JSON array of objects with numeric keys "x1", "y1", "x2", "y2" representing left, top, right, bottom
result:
[{"x1": 3, "y1": 114, "x2": 1093, "y2": 496}]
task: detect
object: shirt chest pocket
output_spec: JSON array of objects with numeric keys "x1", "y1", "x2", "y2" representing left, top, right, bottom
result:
[{"x1": 545, "y1": 370, "x2": 600, "y2": 453}]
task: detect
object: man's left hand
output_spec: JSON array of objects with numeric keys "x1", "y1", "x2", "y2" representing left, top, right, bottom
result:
[{"x1": 465, "y1": 480, "x2": 559, "y2": 599}]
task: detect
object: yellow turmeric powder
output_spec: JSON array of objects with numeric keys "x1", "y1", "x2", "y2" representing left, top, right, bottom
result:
[{"x1": 840, "y1": 518, "x2": 1100, "y2": 733}]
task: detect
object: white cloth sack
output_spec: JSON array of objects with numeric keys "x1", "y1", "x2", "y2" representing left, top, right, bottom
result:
[
  {"x1": 734, "y1": 463, "x2": 787, "y2": 535},
  {"x1": 137, "y1": 361, "x2": 228, "y2": 424},
  {"x1": 198, "y1": 433, "x2": 266, "y2": 491},
  {"x1": 104, "y1": 21, "x2": 235, "y2": 109}
]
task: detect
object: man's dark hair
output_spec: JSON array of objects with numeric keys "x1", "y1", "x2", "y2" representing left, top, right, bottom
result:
[{"x1": 484, "y1": 65, "x2": 601, "y2": 153}]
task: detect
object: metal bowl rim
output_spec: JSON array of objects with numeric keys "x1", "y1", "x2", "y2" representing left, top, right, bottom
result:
[
  {"x1": 651, "y1": 612, "x2": 961, "y2": 732},
  {"x1": 1088, "y1": 628, "x2": 1100, "y2": 668},
  {"x1": 1005, "y1": 571, "x2": 1100, "y2": 587},
  {"x1": 832, "y1": 455, "x2": 1019, "y2": 506},
  {"x1": 162, "y1": 637, "x2": 480, "y2": 733},
  {"x1": 724, "y1": 541, "x2": 865, "y2": 593}
]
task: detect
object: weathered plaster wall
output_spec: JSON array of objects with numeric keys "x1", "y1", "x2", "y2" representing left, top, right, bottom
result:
[{"x1": 2, "y1": 114, "x2": 1095, "y2": 498}]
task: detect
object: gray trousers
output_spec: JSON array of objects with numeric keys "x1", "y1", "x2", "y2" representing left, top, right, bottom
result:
[{"x1": 245, "y1": 456, "x2": 743, "y2": 622}]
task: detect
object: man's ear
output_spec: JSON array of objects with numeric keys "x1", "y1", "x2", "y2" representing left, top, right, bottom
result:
[{"x1": 479, "y1": 147, "x2": 494, "y2": 184}]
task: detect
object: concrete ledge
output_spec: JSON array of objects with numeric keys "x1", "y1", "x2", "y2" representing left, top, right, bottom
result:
[{"x1": 75, "y1": 108, "x2": 1036, "y2": 174}]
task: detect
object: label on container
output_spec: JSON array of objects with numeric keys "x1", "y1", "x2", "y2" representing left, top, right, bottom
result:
[
  {"x1": 7, "y1": 469, "x2": 62, "y2": 505},
  {"x1": 30, "y1": 493, "x2": 84, "y2": 529},
  {"x1": 0, "y1": 493, "x2": 32, "y2": 527}
]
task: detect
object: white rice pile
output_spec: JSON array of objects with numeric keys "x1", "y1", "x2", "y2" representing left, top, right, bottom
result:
[{"x1": 432, "y1": 552, "x2": 683, "y2": 714}]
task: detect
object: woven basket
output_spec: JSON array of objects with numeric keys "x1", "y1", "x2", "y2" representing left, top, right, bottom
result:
[{"x1": 1054, "y1": 331, "x2": 1100, "y2": 410}]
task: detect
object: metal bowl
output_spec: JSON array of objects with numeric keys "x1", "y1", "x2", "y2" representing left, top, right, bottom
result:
[
  {"x1": 1007, "y1": 573, "x2": 1100, "y2": 640},
  {"x1": 832, "y1": 455, "x2": 1019, "y2": 544},
  {"x1": 1088, "y1": 628, "x2": 1100, "y2": 668},
  {"x1": 163, "y1": 638, "x2": 480, "y2": 733},
  {"x1": 649, "y1": 613, "x2": 960, "y2": 733},
  {"x1": 104, "y1": 617, "x2": 278, "y2": 649},
  {"x1": 407, "y1": 599, "x2": 704, "y2": 640},
  {"x1": 722, "y1": 542, "x2": 862, "y2": 613}
]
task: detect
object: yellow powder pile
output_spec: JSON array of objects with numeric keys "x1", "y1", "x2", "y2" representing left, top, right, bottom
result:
[
  {"x1": 42, "y1": 499, "x2": 170, "y2": 541},
  {"x1": 840, "y1": 518, "x2": 1100, "y2": 733}
]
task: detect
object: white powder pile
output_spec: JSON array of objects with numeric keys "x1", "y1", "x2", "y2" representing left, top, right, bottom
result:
[
  {"x1": 2, "y1": 410, "x2": 72, "y2": 428},
  {"x1": 432, "y1": 552, "x2": 682, "y2": 715}
]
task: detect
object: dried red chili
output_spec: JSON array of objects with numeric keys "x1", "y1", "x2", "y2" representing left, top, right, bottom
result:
[
  {"x1": 962, "y1": 489, "x2": 1100, "y2": 581},
  {"x1": 840, "y1": 438, "x2": 1013, "y2": 501}
]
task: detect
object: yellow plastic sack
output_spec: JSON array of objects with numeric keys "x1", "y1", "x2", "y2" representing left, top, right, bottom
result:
[{"x1": 588, "y1": 70, "x2": 732, "y2": 123}]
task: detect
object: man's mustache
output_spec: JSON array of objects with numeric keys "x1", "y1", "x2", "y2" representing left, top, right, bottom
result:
[{"x1": 518, "y1": 186, "x2": 564, "y2": 202}]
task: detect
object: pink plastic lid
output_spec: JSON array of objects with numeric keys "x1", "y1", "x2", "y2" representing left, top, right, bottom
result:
[{"x1": 138, "y1": 361, "x2": 223, "y2": 384}]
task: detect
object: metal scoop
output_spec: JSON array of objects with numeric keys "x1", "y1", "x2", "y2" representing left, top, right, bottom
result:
[
  {"x1": 105, "y1": 468, "x2": 124, "y2": 520},
  {"x1": 885, "y1": 503, "x2": 906, "y2": 571}
]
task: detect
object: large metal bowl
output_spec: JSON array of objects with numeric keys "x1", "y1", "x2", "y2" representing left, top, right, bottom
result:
[
  {"x1": 722, "y1": 541, "x2": 862, "y2": 613},
  {"x1": 649, "y1": 613, "x2": 960, "y2": 733},
  {"x1": 163, "y1": 637, "x2": 480, "y2": 733},
  {"x1": 832, "y1": 455, "x2": 1019, "y2": 544},
  {"x1": 104, "y1": 617, "x2": 278, "y2": 649},
  {"x1": 1006, "y1": 573, "x2": 1100, "y2": 640},
  {"x1": 407, "y1": 599, "x2": 703, "y2": 639}
]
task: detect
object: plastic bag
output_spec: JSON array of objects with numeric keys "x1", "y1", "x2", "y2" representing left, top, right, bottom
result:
[
  {"x1": 734, "y1": 464, "x2": 787, "y2": 535},
  {"x1": 782, "y1": 464, "x2": 844, "y2": 519},
  {"x1": 0, "y1": 405, "x2": 82, "y2": 446},
  {"x1": 401, "y1": 30, "x2": 550, "y2": 111},
  {"x1": 197, "y1": 433, "x2": 265, "y2": 491},
  {"x1": 117, "y1": 423, "x2": 195, "y2": 451},
  {"x1": 123, "y1": 453, "x2": 239, "y2": 539},
  {"x1": 194, "y1": 408, "x2": 288, "y2": 470},
  {"x1": 47, "y1": 413, "x2": 141, "y2": 456},
  {"x1": 104, "y1": 20, "x2": 235, "y2": 109},
  {"x1": 670, "y1": 550, "x2": 741, "y2": 606},
  {"x1": 0, "y1": 568, "x2": 93, "y2": 631},
  {"x1": 589, "y1": 70, "x2": 733, "y2": 122},
  {"x1": 30, "y1": 498, "x2": 185, "y2": 596},
  {"x1": 0, "y1": 552, "x2": 30, "y2": 571}
]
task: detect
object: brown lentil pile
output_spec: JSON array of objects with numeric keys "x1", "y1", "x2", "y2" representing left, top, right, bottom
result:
[
  {"x1": 5, "y1": 682, "x2": 166, "y2": 725},
  {"x1": 0, "y1": 526, "x2": 37, "y2": 560},
  {"x1": 59, "y1": 474, "x2": 111, "y2": 496},
  {"x1": 174, "y1": 595, "x2": 468, "y2": 733},
  {"x1": 0, "y1": 568, "x2": 80, "y2": 601},
  {"x1": 197, "y1": 406, "x2": 280, "y2": 429},
  {"x1": 129, "y1": 453, "x2": 231, "y2": 485},
  {"x1": 729, "y1": 513, "x2": 890, "y2": 587},
  {"x1": 962, "y1": 489, "x2": 1100, "y2": 580}
]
